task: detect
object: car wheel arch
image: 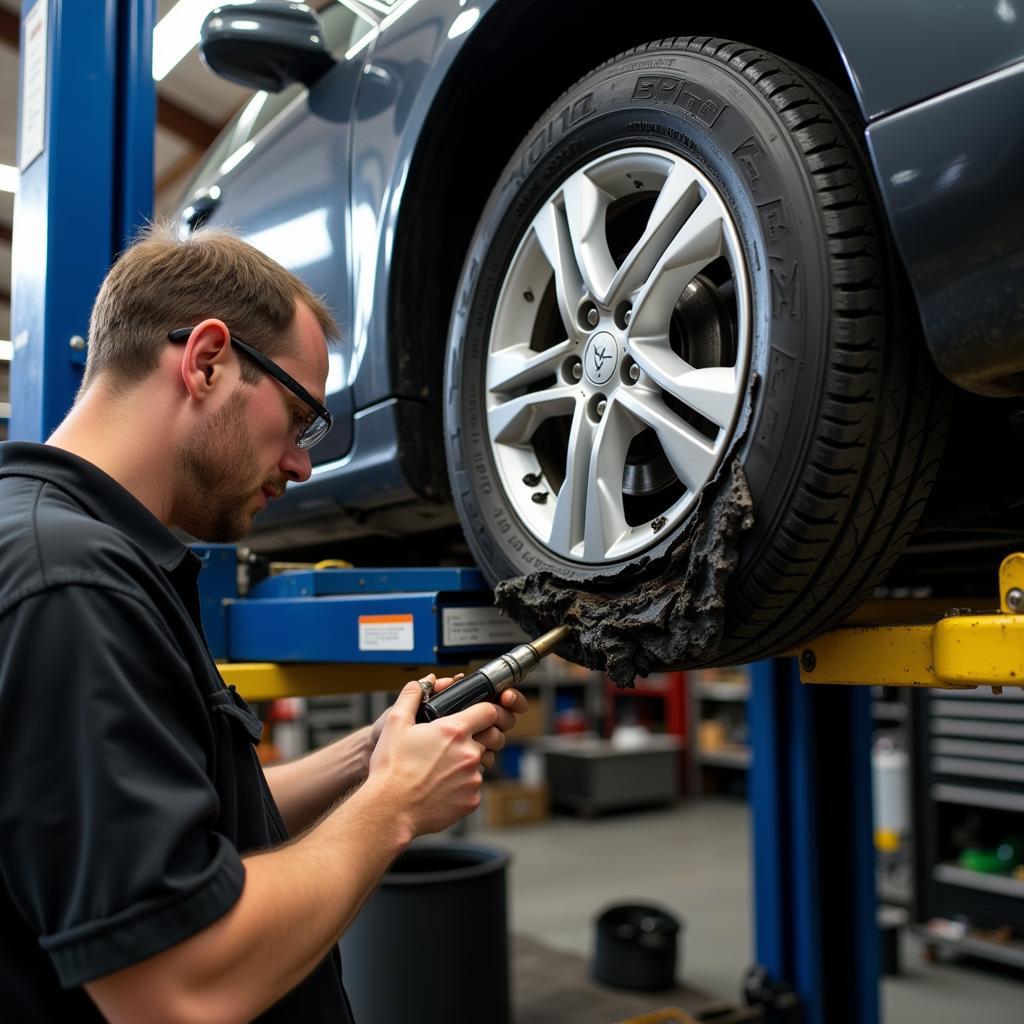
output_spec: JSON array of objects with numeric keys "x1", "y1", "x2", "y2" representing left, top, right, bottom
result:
[{"x1": 383, "y1": 0, "x2": 855, "y2": 486}]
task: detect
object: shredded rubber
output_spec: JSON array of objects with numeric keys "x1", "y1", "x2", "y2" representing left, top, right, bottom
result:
[{"x1": 495, "y1": 459, "x2": 755, "y2": 685}]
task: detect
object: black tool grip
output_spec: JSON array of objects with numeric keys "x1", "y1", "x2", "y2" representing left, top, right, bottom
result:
[{"x1": 416, "y1": 670, "x2": 496, "y2": 723}]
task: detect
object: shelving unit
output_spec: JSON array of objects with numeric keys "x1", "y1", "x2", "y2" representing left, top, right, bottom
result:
[
  {"x1": 911, "y1": 685, "x2": 1024, "y2": 967},
  {"x1": 602, "y1": 671, "x2": 687, "y2": 736},
  {"x1": 688, "y1": 667, "x2": 751, "y2": 796}
]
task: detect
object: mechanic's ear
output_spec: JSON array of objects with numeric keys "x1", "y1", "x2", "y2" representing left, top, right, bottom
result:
[{"x1": 180, "y1": 320, "x2": 232, "y2": 400}]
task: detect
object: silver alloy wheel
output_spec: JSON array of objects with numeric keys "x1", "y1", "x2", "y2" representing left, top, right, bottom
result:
[{"x1": 485, "y1": 147, "x2": 751, "y2": 564}]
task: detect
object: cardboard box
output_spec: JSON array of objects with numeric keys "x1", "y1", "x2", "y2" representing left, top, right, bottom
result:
[
  {"x1": 481, "y1": 781, "x2": 549, "y2": 827},
  {"x1": 509, "y1": 694, "x2": 546, "y2": 739}
]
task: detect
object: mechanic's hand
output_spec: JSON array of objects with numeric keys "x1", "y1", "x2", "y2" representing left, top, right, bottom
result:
[
  {"x1": 368, "y1": 681, "x2": 498, "y2": 835},
  {"x1": 367, "y1": 673, "x2": 464, "y2": 756},
  {"x1": 430, "y1": 673, "x2": 529, "y2": 771}
]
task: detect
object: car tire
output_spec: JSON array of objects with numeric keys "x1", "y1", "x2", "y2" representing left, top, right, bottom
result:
[{"x1": 444, "y1": 37, "x2": 949, "y2": 661}]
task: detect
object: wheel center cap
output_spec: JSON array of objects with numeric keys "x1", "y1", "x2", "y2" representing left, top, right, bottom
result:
[{"x1": 584, "y1": 331, "x2": 618, "y2": 385}]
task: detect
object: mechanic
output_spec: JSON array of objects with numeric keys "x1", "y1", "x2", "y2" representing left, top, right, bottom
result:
[{"x1": 0, "y1": 224, "x2": 526, "y2": 1024}]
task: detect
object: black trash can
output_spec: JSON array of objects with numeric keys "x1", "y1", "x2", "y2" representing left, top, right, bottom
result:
[
  {"x1": 340, "y1": 842, "x2": 510, "y2": 1024},
  {"x1": 592, "y1": 902, "x2": 682, "y2": 991}
]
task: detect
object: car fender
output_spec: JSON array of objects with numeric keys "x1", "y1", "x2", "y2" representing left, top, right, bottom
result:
[{"x1": 347, "y1": 0, "x2": 500, "y2": 412}]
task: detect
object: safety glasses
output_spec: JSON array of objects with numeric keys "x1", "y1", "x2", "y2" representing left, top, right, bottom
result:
[{"x1": 168, "y1": 327, "x2": 332, "y2": 450}]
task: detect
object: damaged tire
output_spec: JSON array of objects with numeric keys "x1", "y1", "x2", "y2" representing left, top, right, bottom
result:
[{"x1": 444, "y1": 38, "x2": 948, "y2": 663}]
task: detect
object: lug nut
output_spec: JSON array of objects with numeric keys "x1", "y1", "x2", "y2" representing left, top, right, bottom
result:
[
  {"x1": 629, "y1": 363, "x2": 640, "y2": 382},
  {"x1": 586, "y1": 307, "x2": 600, "y2": 327},
  {"x1": 623, "y1": 308, "x2": 632, "y2": 326},
  {"x1": 596, "y1": 399, "x2": 607, "y2": 418},
  {"x1": 571, "y1": 361, "x2": 583, "y2": 381}
]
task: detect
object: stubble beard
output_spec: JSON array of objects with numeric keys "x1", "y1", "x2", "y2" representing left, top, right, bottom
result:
[{"x1": 177, "y1": 388, "x2": 265, "y2": 543}]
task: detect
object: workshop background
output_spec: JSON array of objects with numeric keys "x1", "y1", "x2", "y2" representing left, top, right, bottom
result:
[{"x1": 3, "y1": 3, "x2": 1024, "y2": 1023}]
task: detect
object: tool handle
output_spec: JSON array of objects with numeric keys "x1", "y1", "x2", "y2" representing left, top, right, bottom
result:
[{"x1": 416, "y1": 670, "x2": 496, "y2": 723}]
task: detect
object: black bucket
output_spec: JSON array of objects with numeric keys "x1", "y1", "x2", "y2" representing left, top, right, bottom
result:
[
  {"x1": 340, "y1": 842, "x2": 510, "y2": 1023},
  {"x1": 592, "y1": 902, "x2": 682, "y2": 991}
]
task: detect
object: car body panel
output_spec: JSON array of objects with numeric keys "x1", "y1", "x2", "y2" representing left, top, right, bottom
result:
[
  {"x1": 813, "y1": 0, "x2": 1024, "y2": 121},
  {"x1": 345, "y1": 0, "x2": 497, "y2": 411},
  {"x1": 866, "y1": 60, "x2": 1024, "y2": 395},
  {"x1": 207, "y1": 82, "x2": 360, "y2": 460}
]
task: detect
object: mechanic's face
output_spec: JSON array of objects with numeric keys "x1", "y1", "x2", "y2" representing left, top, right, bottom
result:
[{"x1": 178, "y1": 304, "x2": 329, "y2": 542}]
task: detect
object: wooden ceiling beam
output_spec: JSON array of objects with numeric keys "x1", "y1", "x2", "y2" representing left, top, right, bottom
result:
[
  {"x1": 0, "y1": 9, "x2": 18, "y2": 49},
  {"x1": 157, "y1": 96, "x2": 222, "y2": 149},
  {"x1": 0, "y1": 10, "x2": 225, "y2": 148}
]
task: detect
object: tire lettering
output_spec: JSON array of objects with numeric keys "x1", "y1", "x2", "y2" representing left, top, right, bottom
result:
[
  {"x1": 757, "y1": 198, "x2": 790, "y2": 241},
  {"x1": 733, "y1": 137, "x2": 765, "y2": 192},
  {"x1": 631, "y1": 76, "x2": 726, "y2": 128},
  {"x1": 756, "y1": 405, "x2": 779, "y2": 450},
  {"x1": 504, "y1": 92, "x2": 595, "y2": 194},
  {"x1": 757, "y1": 351, "x2": 796, "y2": 450},
  {"x1": 620, "y1": 57, "x2": 676, "y2": 75},
  {"x1": 767, "y1": 349, "x2": 796, "y2": 396},
  {"x1": 769, "y1": 258, "x2": 800, "y2": 319}
]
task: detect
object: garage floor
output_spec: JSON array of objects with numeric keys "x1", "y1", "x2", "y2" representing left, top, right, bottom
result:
[{"x1": 473, "y1": 799, "x2": 1024, "y2": 1024}]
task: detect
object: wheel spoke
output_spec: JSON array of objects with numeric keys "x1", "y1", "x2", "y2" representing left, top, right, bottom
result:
[
  {"x1": 628, "y1": 195, "x2": 725, "y2": 339},
  {"x1": 616, "y1": 387, "x2": 718, "y2": 492},
  {"x1": 629, "y1": 340, "x2": 740, "y2": 429},
  {"x1": 532, "y1": 202, "x2": 586, "y2": 341},
  {"x1": 562, "y1": 168, "x2": 618, "y2": 303},
  {"x1": 602, "y1": 163, "x2": 703, "y2": 308},
  {"x1": 548, "y1": 400, "x2": 637, "y2": 560},
  {"x1": 582, "y1": 401, "x2": 635, "y2": 561},
  {"x1": 548, "y1": 401, "x2": 598, "y2": 556},
  {"x1": 488, "y1": 385, "x2": 578, "y2": 447},
  {"x1": 487, "y1": 340, "x2": 573, "y2": 394}
]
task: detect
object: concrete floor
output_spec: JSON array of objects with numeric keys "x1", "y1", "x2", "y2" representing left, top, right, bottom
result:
[{"x1": 473, "y1": 798, "x2": 1024, "y2": 1024}]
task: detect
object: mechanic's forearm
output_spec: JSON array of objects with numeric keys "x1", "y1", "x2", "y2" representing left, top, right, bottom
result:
[
  {"x1": 264, "y1": 725, "x2": 374, "y2": 835},
  {"x1": 86, "y1": 779, "x2": 411, "y2": 1024}
]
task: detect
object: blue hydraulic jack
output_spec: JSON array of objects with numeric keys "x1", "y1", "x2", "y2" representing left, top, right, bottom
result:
[{"x1": 10, "y1": 4, "x2": 882, "y2": 1023}]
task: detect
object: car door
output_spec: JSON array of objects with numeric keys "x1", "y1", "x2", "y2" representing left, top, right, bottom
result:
[{"x1": 179, "y1": 3, "x2": 377, "y2": 465}]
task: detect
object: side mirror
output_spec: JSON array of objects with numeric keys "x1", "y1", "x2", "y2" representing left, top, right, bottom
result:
[{"x1": 200, "y1": 2, "x2": 335, "y2": 93}]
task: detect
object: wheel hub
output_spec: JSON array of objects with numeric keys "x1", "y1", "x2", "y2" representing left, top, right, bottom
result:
[{"x1": 583, "y1": 331, "x2": 619, "y2": 386}]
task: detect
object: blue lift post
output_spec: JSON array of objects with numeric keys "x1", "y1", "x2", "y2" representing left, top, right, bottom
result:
[
  {"x1": 15, "y1": 4, "x2": 884, "y2": 1020},
  {"x1": 10, "y1": 0, "x2": 155, "y2": 441},
  {"x1": 749, "y1": 658, "x2": 880, "y2": 1024}
]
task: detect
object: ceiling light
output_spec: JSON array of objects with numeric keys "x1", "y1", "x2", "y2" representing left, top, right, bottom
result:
[{"x1": 153, "y1": 0, "x2": 222, "y2": 82}]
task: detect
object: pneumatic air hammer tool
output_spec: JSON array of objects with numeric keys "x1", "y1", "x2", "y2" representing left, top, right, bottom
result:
[{"x1": 415, "y1": 624, "x2": 571, "y2": 723}]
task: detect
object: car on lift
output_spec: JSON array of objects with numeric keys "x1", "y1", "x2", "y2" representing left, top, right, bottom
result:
[{"x1": 179, "y1": 0, "x2": 1024, "y2": 665}]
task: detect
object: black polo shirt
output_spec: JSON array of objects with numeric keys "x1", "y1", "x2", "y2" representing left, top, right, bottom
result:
[{"x1": 0, "y1": 442, "x2": 353, "y2": 1023}]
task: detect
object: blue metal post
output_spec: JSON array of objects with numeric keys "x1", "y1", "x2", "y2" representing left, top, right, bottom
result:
[
  {"x1": 749, "y1": 658, "x2": 880, "y2": 1024},
  {"x1": 10, "y1": 0, "x2": 155, "y2": 442}
]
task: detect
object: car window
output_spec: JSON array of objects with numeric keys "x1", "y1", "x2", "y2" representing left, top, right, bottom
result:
[{"x1": 187, "y1": 4, "x2": 375, "y2": 187}]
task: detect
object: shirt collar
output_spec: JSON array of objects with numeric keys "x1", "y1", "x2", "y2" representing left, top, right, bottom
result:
[{"x1": 0, "y1": 441, "x2": 194, "y2": 572}]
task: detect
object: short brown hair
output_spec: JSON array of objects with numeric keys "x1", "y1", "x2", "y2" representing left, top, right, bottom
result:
[{"x1": 81, "y1": 221, "x2": 338, "y2": 391}]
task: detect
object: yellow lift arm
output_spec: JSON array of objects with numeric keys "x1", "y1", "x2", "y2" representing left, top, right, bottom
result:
[{"x1": 797, "y1": 553, "x2": 1024, "y2": 691}]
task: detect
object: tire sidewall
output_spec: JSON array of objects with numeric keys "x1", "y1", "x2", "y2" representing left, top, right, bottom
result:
[{"x1": 445, "y1": 47, "x2": 832, "y2": 584}]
